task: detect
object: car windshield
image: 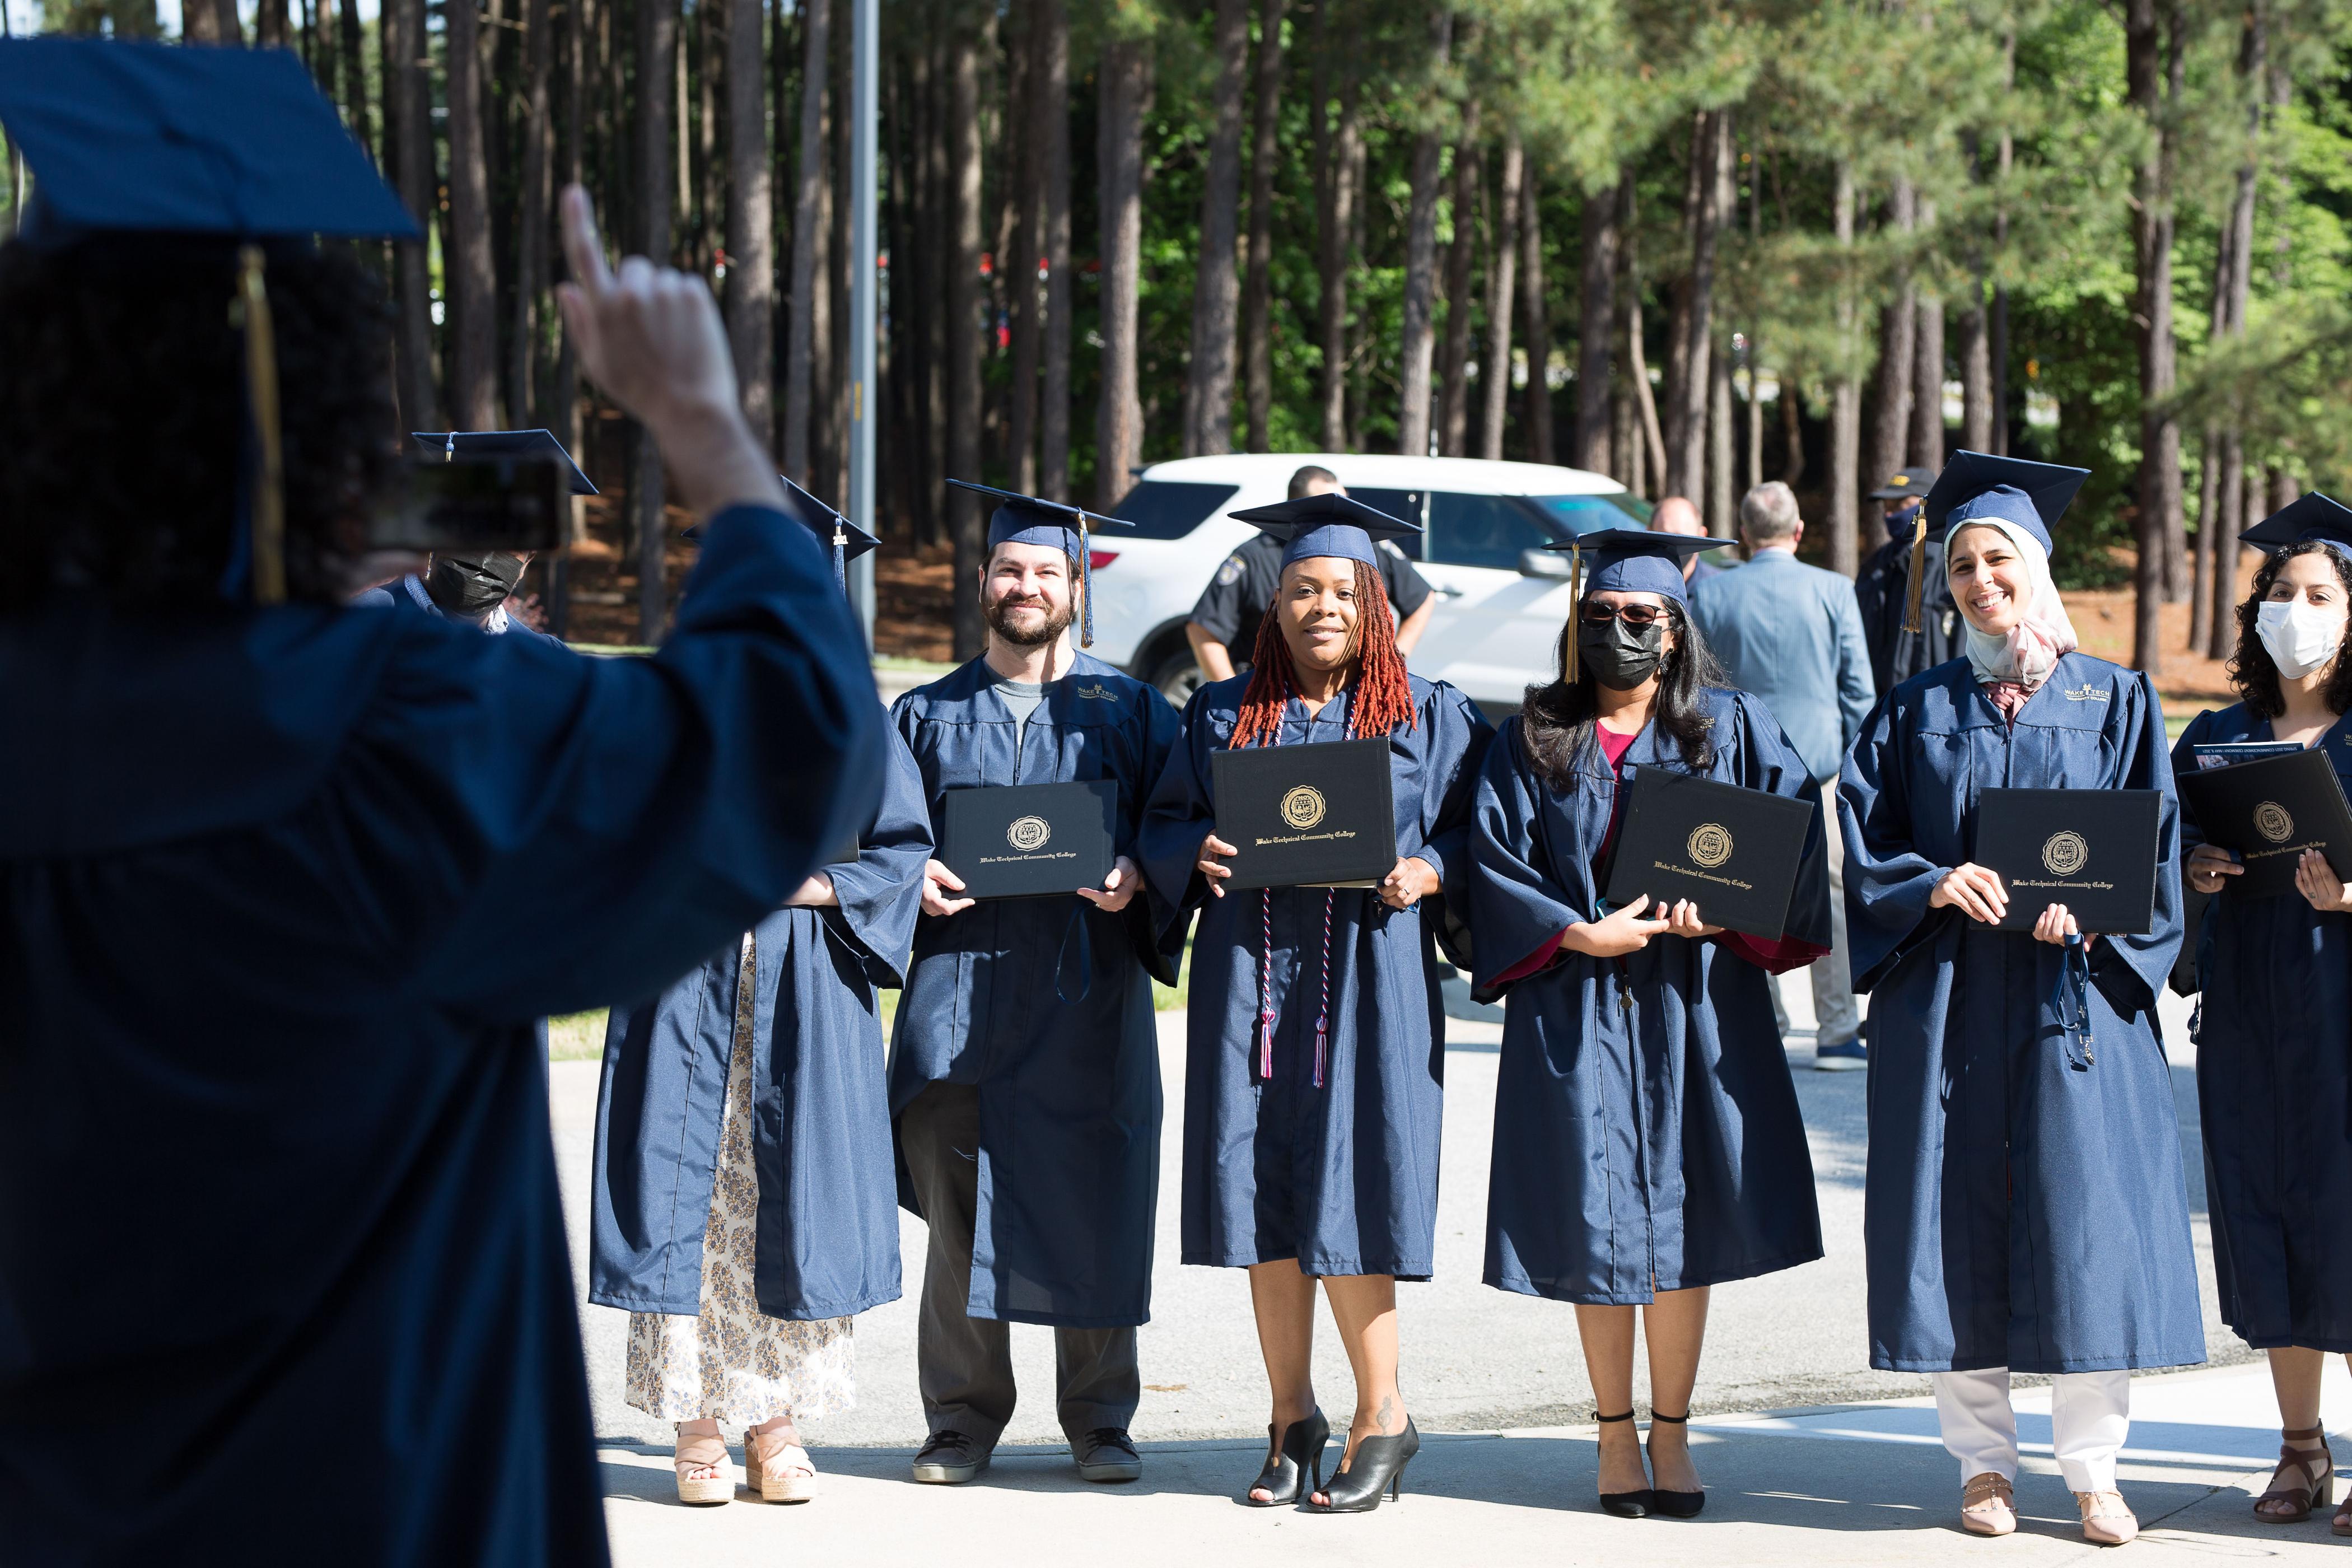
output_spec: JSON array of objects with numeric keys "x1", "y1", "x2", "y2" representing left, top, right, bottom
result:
[
  {"x1": 1104, "y1": 479, "x2": 1242, "y2": 540},
  {"x1": 1523, "y1": 492, "x2": 1654, "y2": 533}
]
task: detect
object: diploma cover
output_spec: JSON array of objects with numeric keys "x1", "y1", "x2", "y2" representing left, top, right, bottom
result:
[
  {"x1": 1975, "y1": 787, "x2": 2161, "y2": 933},
  {"x1": 2175, "y1": 746, "x2": 2352, "y2": 900},
  {"x1": 938, "y1": 780, "x2": 1118, "y2": 900},
  {"x1": 1212, "y1": 738, "x2": 1397, "y2": 892},
  {"x1": 1600, "y1": 769, "x2": 1815, "y2": 940}
]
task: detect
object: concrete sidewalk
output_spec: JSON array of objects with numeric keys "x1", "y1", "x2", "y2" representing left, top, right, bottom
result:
[{"x1": 595, "y1": 1360, "x2": 2352, "y2": 1565}]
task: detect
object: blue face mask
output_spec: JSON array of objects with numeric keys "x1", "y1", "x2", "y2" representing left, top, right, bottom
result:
[{"x1": 1884, "y1": 500, "x2": 1924, "y2": 543}]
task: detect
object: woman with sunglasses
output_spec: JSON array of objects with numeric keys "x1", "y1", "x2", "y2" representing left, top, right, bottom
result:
[
  {"x1": 2175, "y1": 497, "x2": 2352, "y2": 1531},
  {"x1": 1140, "y1": 493, "x2": 1492, "y2": 1514},
  {"x1": 1841, "y1": 456, "x2": 2196, "y2": 1547},
  {"x1": 1468, "y1": 529, "x2": 1832, "y2": 1520}
]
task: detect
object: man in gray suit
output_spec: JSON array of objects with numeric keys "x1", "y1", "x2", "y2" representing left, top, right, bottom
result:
[{"x1": 1689, "y1": 481, "x2": 1875, "y2": 1068}]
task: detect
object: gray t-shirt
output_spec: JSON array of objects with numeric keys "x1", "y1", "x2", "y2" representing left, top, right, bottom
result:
[{"x1": 992, "y1": 677, "x2": 1048, "y2": 751}]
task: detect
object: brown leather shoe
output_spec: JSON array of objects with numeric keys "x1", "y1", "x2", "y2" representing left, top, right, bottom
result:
[
  {"x1": 2256, "y1": 1426, "x2": 2334, "y2": 1522},
  {"x1": 2077, "y1": 1490, "x2": 2139, "y2": 1546},
  {"x1": 1961, "y1": 1472, "x2": 2016, "y2": 1536}
]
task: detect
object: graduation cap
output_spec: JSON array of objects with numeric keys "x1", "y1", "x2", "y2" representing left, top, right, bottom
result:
[
  {"x1": 0, "y1": 39, "x2": 421, "y2": 605},
  {"x1": 2240, "y1": 492, "x2": 2352, "y2": 561},
  {"x1": 1868, "y1": 468, "x2": 1938, "y2": 502},
  {"x1": 1535, "y1": 528, "x2": 1718, "y2": 682},
  {"x1": 411, "y1": 430, "x2": 599, "y2": 496},
  {"x1": 778, "y1": 474, "x2": 879, "y2": 594},
  {"x1": 945, "y1": 478, "x2": 1132, "y2": 648},
  {"x1": 1906, "y1": 450, "x2": 2092, "y2": 636},
  {"x1": 1227, "y1": 492, "x2": 1423, "y2": 571}
]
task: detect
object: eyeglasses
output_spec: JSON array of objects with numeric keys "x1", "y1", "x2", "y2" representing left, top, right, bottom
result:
[{"x1": 1580, "y1": 601, "x2": 1669, "y2": 628}]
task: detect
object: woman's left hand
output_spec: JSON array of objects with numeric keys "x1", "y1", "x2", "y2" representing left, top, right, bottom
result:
[
  {"x1": 784, "y1": 873, "x2": 836, "y2": 908},
  {"x1": 1661, "y1": 898, "x2": 1724, "y2": 939},
  {"x1": 1377, "y1": 856, "x2": 1439, "y2": 911},
  {"x1": 2031, "y1": 903, "x2": 2080, "y2": 945},
  {"x1": 1076, "y1": 856, "x2": 1145, "y2": 914},
  {"x1": 2293, "y1": 848, "x2": 2352, "y2": 913}
]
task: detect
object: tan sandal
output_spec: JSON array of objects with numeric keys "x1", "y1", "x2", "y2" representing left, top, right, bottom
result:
[
  {"x1": 745, "y1": 1426, "x2": 817, "y2": 1504},
  {"x1": 1961, "y1": 1471, "x2": 2015, "y2": 1536},
  {"x1": 2076, "y1": 1490, "x2": 2138, "y2": 1546},
  {"x1": 2256, "y1": 1426, "x2": 2334, "y2": 1522},
  {"x1": 674, "y1": 1427, "x2": 732, "y2": 1505}
]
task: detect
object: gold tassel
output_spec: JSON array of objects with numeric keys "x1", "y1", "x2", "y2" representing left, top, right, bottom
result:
[
  {"x1": 235, "y1": 245, "x2": 286, "y2": 606},
  {"x1": 1567, "y1": 542, "x2": 1583, "y2": 682},
  {"x1": 1901, "y1": 512, "x2": 1928, "y2": 635}
]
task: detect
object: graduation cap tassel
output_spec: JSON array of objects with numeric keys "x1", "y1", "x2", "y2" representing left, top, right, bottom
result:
[
  {"x1": 832, "y1": 524, "x2": 847, "y2": 594},
  {"x1": 1902, "y1": 512, "x2": 1929, "y2": 636},
  {"x1": 236, "y1": 245, "x2": 287, "y2": 605},
  {"x1": 1566, "y1": 543, "x2": 1583, "y2": 682}
]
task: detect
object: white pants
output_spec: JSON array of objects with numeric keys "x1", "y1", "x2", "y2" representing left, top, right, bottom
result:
[
  {"x1": 1768, "y1": 780, "x2": 1860, "y2": 1046},
  {"x1": 1932, "y1": 1368, "x2": 2131, "y2": 1494}
]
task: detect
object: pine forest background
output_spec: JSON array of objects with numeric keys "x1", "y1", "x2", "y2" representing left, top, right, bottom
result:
[{"x1": 6, "y1": 0, "x2": 2352, "y2": 675}]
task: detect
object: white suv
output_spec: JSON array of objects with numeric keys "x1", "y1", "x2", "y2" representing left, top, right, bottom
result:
[{"x1": 1083, "y1": 452, "x2": 1691, "y2": 717}]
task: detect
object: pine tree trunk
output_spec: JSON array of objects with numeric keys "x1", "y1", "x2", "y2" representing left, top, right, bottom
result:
[
  {"x1": 1662, "y1": 108, "x2": 1728, "y2": 502},
  {"x1": 1002, "y1": 0, "x2": 1040, "y2": 492},
  {"x1": 337, "y1": 0, "x2": 370, "y2": 143},
  {"x1": 1518, "y1": 168, "x2": 1552, "y2": 465},
  {"x1": 184, "y1": 0, "x2": 240, "y2": 43},
  {"x1": 1393, "y1": 8, "x2": 1453, "y2": 457},
  {"x1": 636, "y1": 0, "x2": 678, "y2": 643},
  {"x1": 1315, "y1": 68, "x2": 1360, "y2": 451},
  {"x1": 1957, "y1": 282, "x2": 1991, "y2": 452},
  {"x1": 445, "y1": 0, "x2": 501, "y2": 427},
  {"x1": 1035, "y1": 0, "x2": 1072, "y2": 500},
  {"x1": 723, "y1": 0, "x2": 774, "y2": 452},
  {"x1": 1865, "y1": 179, "x2": 1916, "y2": 491},
  {"x1": 1240, "y1": 0, "x2": 1287, "y2": 454},
  {"x1": 1828, "y1": 161, "x2": 1860, "y2": 577},
  {"x1": 1183, "y1": 0, "x2": 1251, "y2": 456},
  {"x1": 256, "y1": 0, "x2": 290, "y2": 47},
  {"x1": 1478, "y1": 130, "x2": 1521, "y2": 463},
  {"x1": 386, "y1": 0, "x2": 437, "y2": 428},
  {"x1": 511, "y1": 0, "x2": 554, "y2": 427},
  {"x1": 1911, "y1": 227, "x2": 1944, "y2": 470},
  {"x1": 782, "y1": 0, "x2": 830, "y2": 482},
  {"x1": 2127, "y1": 0, "x2": 2182, "y2": 671},
  {"x1": 948, "y1": 11, "x2": 987, "y2": 650},
  {"x1": 1435, "y1": 102, "x2": 1481, "y2": 459},
  {"x1": 2207, "y1": 3, "x2": 2265, "y2": 658},
  {"x1": 1573, "y1": 178, "x2": 1617, "y2": 475},
  {"x1": 1097, "y1": 34, "x2": 1152, "y2": 501},
  {"x1": 1707, "y1": 330, "x2": 1734, "y2": 535}
]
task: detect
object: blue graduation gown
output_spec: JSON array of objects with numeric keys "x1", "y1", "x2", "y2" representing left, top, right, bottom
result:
[
  {"x1": 0, "y1": 505, "x2": 881, "y2": 1566},
  {"x1": 2174, "y1": 703, "x2": 2352, "y2": 1351},
  {"x1": 1137, "y1": 674, "x2": 1492, "y2": 1280},
  {"x1": 1841, "y1": 652, "x2": 2202, "y2": 1374},
  {"x1": 590, "y1": 727, "x2": 931, "y2": 1322},
  {"x1": 1469, "y1": 690, "x2": 1831, "y2": 1304},
  {"x1": 886, "y1": 654, "x2": 1182, "y2": 1328}
]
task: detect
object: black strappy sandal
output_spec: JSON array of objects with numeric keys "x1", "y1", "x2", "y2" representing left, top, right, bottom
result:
[
  {"x1": 1595, "y1": 1410, "x2": 1652, "y2": 1518},
  {"x1": 1646, "y1": 1411, "x2": 1705, "y2": 1518}
]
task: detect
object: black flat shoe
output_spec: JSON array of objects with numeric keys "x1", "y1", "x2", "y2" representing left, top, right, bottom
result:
[
  {"x1": 1243, "y1": 1408, "x2": 1329, "y2": 1506},
  {"x1": 1595, "y1": 1409, "x2": 1652, "y2": 1518},
  {"x1": 1646, "y1": 1410, "x2": 1704, "y2": 1518},
  {"x1": 1309, "y1": 1417, "x2": 1418, "y2": 1513}
]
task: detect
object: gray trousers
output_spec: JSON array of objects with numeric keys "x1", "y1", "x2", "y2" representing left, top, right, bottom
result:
[
  {"x1": 898, "y1": 1083, "x2": 1140, "y2": 1450},
  {"x1": 1770, "y1": 777, "x2": 1861, "y2": 1047}
]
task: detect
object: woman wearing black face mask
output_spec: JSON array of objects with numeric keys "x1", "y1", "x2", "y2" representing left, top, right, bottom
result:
[{"x1": 1467, "y1": 529, "x2": 1833, "y2": 1522}]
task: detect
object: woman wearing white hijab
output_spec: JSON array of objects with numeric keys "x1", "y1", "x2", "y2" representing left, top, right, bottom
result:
[{"x1": 1840, "y1": 455, "x2": 2200, "y2": 1547}]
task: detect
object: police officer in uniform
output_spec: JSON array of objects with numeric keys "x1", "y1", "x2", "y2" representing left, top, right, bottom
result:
[
  {"x1": 1853, "y1": 466, "x2": 1958, "y2": 693},
  {"x1": 1184, "y1": 465, "x2": 1435, "y2": 684}
]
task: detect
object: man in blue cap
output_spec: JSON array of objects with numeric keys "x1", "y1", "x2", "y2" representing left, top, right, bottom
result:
[
  {"x1": 1854, "y1": 466, "x2": 1961, "y2": 691},
  {"x1": 0, "y1": 39, "x2": 879, "y2": 1567},
  {"x1": 887, "y1": 482, "x2": 1183, "y2": 1488}
]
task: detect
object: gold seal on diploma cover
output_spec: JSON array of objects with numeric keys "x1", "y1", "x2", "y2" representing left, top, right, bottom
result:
[
  {"x1": 1006, "y1": 815, "x2": 1053, "y2": 852},
  {"x1": 1280, "y1": 785, "x2": 1328, "y2": 830},
  {"x1": 2042, "y1": 830, "x2": 2089, "y2": 876},
  {"x1": 1687, "y1": 822, "x2": 1734, "y2": 869},
  {"x1": 2255, "y1": 801, "x2": 2295, "y2": 844}
]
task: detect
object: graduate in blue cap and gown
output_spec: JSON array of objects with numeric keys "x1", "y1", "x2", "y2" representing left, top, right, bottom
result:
[
  {"x1": 351, "y1": 430, "x2": 599, "y2": 643},
  {"x1": 1467, "y1": 526, "x2": 1831, "y2": 1520},
  {"x1": 1840, "y1": 450, "x2": 2199, "y2": 1546},
  {"x1": 887, "y1": 481, "x2": 1182, "y2": 1488},
  {"x1": 0, "y1": 41, "x2": 883, "y2": 1566},
  {"x1": 2173, "y1": 492, "x2": 2352, "y2": 1529},
  {"x1": 589, "y1": 493, "x2": 929, "y2": 1506},
  {"x1": 1137, "y1": 491, "x2": 1492, "y2": 1514}
]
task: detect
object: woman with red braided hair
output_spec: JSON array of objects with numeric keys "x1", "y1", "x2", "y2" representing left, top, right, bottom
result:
[{"x1": 1140, "y1": 494, "x2": 1492, "y2": 1515}]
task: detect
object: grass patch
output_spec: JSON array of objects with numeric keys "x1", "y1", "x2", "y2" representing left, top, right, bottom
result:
[{"x1": 548, "y1": 1010, "x2": 609, "y2": 1060}]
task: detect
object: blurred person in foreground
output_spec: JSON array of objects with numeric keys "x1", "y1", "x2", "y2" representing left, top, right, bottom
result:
[
  {"x1": 1688, "y1": 481, "x2": 1874, "y2": 1068},
  {"x1": 1185, "y1": 464, "x2": 1435, "y2": 684},
  {"x1": 1650, "y1": 495, "x2": 1723, "y2": 585},
  {"x1": 0, "y1": 39, "x2": 880, "y2": 1568},
  {"x1": 1853, "y1": 466, "x2": 1959, "y2": 692}
]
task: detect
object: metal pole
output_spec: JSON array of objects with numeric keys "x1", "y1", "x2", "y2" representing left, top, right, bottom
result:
[{"x1": 846, "y1": 0, "x2": 879, "y2": 649}]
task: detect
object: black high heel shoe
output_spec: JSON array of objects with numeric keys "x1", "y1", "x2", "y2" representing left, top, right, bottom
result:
[
  {"x1": 1243, "y1": 1409, "x2": 1329, "y2": 1506},
  {"x1": 1645, "y1": 1411, "x2": 1704, "y2": 1518},
  {"x1": 1595, "y1": 1410, "x2": 1653, "y2": 1518},
  {"x1": 1308, "y1": 1417, "x2": 1419, "y2": 1513}
]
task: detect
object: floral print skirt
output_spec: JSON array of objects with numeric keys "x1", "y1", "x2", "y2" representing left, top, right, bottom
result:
[{"x1": 625, "y1": 932, "x2": 856, "y2": 1424}]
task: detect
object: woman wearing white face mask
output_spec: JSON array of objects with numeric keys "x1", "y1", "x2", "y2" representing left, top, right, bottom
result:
[{"x1": 2175, "y1": 495, "x2": 2352, "y2": 1532}]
